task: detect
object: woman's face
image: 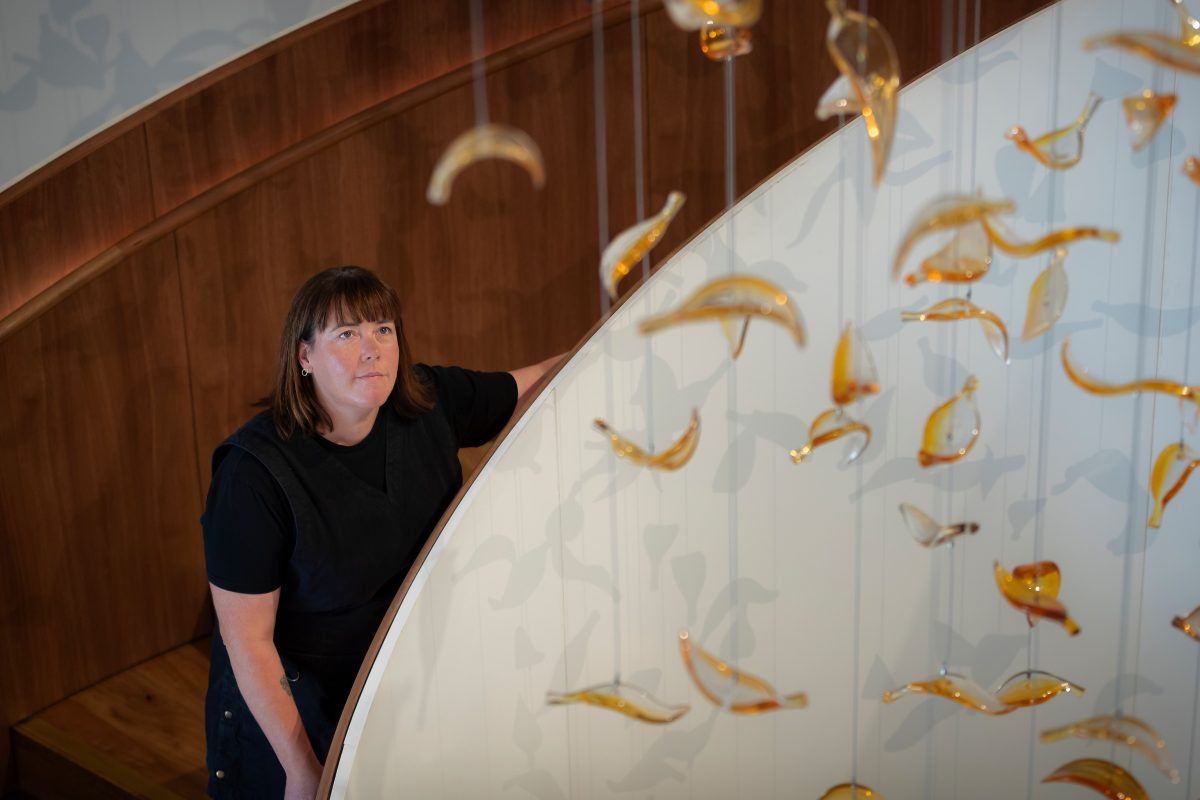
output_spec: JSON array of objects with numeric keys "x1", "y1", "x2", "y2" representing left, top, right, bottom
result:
[{"x1": 298, "y1": 318, "x2": 400, "y2": 427}]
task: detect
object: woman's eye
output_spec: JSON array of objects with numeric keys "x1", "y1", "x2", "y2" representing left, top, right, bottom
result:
[
  {"x1": 338, "y1": 330, "x2": 355, "y2": 340},
  {"x1": 379, "y1": 325, "x2": 393, "y2": 335}
]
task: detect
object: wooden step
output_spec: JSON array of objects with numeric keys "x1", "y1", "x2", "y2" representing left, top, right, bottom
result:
[{"x1": 13, "y1": 639, "x2": 210, "y2": 799}]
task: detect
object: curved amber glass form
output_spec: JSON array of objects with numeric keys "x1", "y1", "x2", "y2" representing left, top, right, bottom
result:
[
  {"x1": 790, "y1": 408, "x2": 871, "y2": 464},
  {"x1": 900, "y1": 298, "x2": 1009, "y2": 363},
  {"x1": 883, "y1": 672, "x2": 1014, "y2": 715},
  {"x1": 662, "y1": 0, "x2": 763, "y2": 31},
  {"x1": 981, "y1": 216, "x2": 1120, "y2": 259},
  {"x1": 823, "y1": 0, "x2": 900, "y2": 185},
  {"x1": 601, "y1": 192, "x2": 687, "y2": 300},
  {"x1": 1061, "y1": 337, "x2": 1200, "y2": 411},
  {"x1": 994, "y1": 561, "x2": 1081, "y2": 636},
  {"x1": 819, "y1": 784, "x2": 883, "y2": 800},
  {"x1": 546, "y1": 681, "x2": 690, "y2": 725},
  {"x1": 918, "y1": 375, "x2": 980, "y2": 468},
  {"x1": 1173, "y1": 605, "x2": 1200, "y2": 640},
  {"x1": 1084, "y1": 0, "x2": 1200, "y2": 76},
  {"x1": 1007, "y1": 93, "x2": 1102, "y2": 170},
  {"x1": 1149, "y1": 442, "x2": 1199, "y2": 528},
  {"x1": 699, "y1": 22, "x2": 752, "y2": 60},
  {"x1": 1043, "y1": 758, "x2": 1148, "y2": 800},
  {"x1": 892, "y1": 195, "x2": 1013, "y2": 280},
  {"x1": 898, "y1": 503, "x2": 980, "y2": 548},
  {"x1": 833, "y1": 323, "x2": 881, "y2": 405},
  {"x1": 593, "y1": 408, "x2": 700, "y2": 472},
  {"x1": 815, "y1": 74, "x2": 862, "y2": 119},
  {"x1": 638, "y1": 275, "x2": 806, "y2": 359},
  {"x1": 994, "y1": 670, "x2": 1085, "y2": 709},
  {"x1": 427, "y1": 124, "x2": 546, "y2": 205},
  {"x1": 1122, "y1": 90, "x2": 1177, "y2": 151},
  {"x1": 1042, "y1": 714, "x2": 1180, "y2": 783},
  {"x1": 1186, "y1": 156, "x2": 1200, "y2": 185},
  {"x1": 1023, "y1": 248, "x2": 1068, "y2": 342},
  {"x1": 678, "y1": 630, "x2": 808, "y2": 714}
]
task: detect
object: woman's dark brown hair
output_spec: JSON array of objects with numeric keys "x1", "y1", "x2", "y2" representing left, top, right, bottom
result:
[{"x1": 271, "y1": 266, "x2": 433, "y2": 438}]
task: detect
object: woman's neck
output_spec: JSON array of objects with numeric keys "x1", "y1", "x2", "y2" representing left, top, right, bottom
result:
[{"x1": 319, "y1": 407, "x2": 380, "y2": 446}]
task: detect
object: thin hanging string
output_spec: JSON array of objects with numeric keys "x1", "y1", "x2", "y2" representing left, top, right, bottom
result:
[
  {"x1": 629, "y1": 0, "x2": 656, "y2": 451},
  {"x1": 468, "y1": 0, "x2": 489, "y2": 127},
  {"x1": 1187, "y1": 646, "x2": 1200, "y2": 798},
  {"x1": 723, "y1": 54, "x2": 741, "y2": 667},
  {"x1": 1179, "y1": 206, "x2": 1199, "y2": 445}
]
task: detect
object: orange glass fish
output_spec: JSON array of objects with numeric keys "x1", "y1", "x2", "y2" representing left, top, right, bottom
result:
[
  {"x1": 994, "y1": 561, "x2": 1081, "y2": 636},
  {"x1": 699, "y1": 22, "x2": 753, "y2": 60},
  {"x1": 1122, "y1": 90, "x2": 1177, "y2": 151},
  {"x1": 1023, "y1": 248, "x2": 1068, "y2": 341},
  {"x1": 1007, "y1": 93, "x2": 1102, "y2": 169},
  {"x1": 1061, "y1": 337, "x2": 1200, "y2": 411},
  {"x1": 427, "y1": 124, "x2": 545, "y2": 205},
  {"x1": 1148, "y1": 441, "x2": 1199, "y2": 528},
  {"x1": 594, "y1": 409, "x2": 700, "y2": 472},
  {"x1": 981, "y1": 216, "x2": 1120, "y2": 259},
  {"x1": 918, "y1": 376, "x2": 981, "y2": 468},
  {"x1": 832, "y1": 323, "x2": 881, "y2": 405},
  {"x1": 1185, "y1": 156, "x2": 1200, "y2": 185},
  {"x1": 994, "y1": 670, "x2": 1085, "y2": 708},
  {"x1": 1084, "y1": 0, "x2": 1200, "y2": 75},
  {"x1": 901, "y1": 298, "x2": 1009, "y2": 363},
  {"x1": 547, "y1": 681, "x2": 690, "y2": 724},
  {"x1": 819, "y1": 784, "x2": 883, "y2": 800},
  {"x1": 883, "y1": 672, "x2": 1012, "y2": 715},
  {"x1": 790, "y1": 408, "x2": 871, "y2": 464},
  {"x1": 1173, "y1": 605, "x2": 1200, "y2": 640},
  {"x1": 678, "y1": 630, "x2": 807, "y2": 714},
  {"x1": 601, "y1": 192, "x2": 686, "y2": 300},
  {"x1": 1042, "y1": 758, "x2": 1148, "y2": 800},
  {"x1": 1042, "y1": 714, "x2": 1180, "y2": 783},
  {"x1": 662, "y1": 0, "x2": 763, "y2": 30},
  {"x1": 892, "y1": 196, "x2": 1013, "y2": 281},
  {"x1": 897, "y1": 503, "x2": 980, "y2": 548}
]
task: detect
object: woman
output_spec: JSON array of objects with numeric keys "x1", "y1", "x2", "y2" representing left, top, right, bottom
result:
[{"x1": 202, "y1": 266, "x2": 559, "y2": 798}]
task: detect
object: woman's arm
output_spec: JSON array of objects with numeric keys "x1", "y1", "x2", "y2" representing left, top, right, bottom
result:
[
  {"x1": 509, "y1": 352, "x2": 567, "y2": 401},
  {"x1": 210, "y1": 583, "x2": 322, "y2": 799}
]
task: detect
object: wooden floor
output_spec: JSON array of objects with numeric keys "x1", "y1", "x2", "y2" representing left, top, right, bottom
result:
[{"x1": 13, "y1": 639, "x2": 210, "y2": 799}]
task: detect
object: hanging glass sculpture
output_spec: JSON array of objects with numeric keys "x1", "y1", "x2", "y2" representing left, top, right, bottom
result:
[
  {"x1": 980, "y1": 217, "x2": 1120, "y2": 258},
  {"x1": 1006, "y1": 93, "x2": 1102, "y2": 170},
  {"x1": 662, "y1": 0, "x2": 763, "y2": 31},
  {"x1": 892, "y1": 195, "x2": 1013, "y2": 281},
  {"x1": 832, "y1": 323, "x2": 881, "y2": 405},
  {"x1": 918, "y1": 375, "x2": 981, "y2": 468},
  {"x1": 820, "y1": 0, "x2": 900, "y2": 185},
  {"x1": 593, "y1": 409, "x2": 701, "y2": 471},
  {"x1": 1148, "y1": 441, "x2": 1199, "y2": 528},
  {"x1": 678, "y1": 630, "x2": 807, "y2": 714},
  {"x1": 546, "y1": 681, "x2": 690, "y2": 724},
  {"x1": 995, "y1": 670, "x2": 1085, "y2": 708},
  {"x1": 638, "y1": 275, "x2": 807, "y2": 359},
  {"x1": 1061, "y1": 337, "x2": 1200, "y2": 410},
  {"x1": 1042, "y1": 714, "x2": 1180, "y2": 783},
  {"x1": 790, "y1": 408, "x2": 871, "y2": 464},
  {"x1": 1186, "y1": 156, "x2": 1200, "y2": 184},
  {"x1": 1122, "y1": 90, "x2": 1177, "y2": 151},
  {"x1": 1084, "y1": 0, "x2": 1200, "y2": 75},
  {"x1": 427, "y1": 124, "x2": 546, "y2": 205},
  {"x1": 699, "y1": 22, "x2": 753, "y2": 60},
  {"x1": 898, "y1": 503, "x2": 980, "y2": 548},
  {"x1": 1022, "y1": 248, "x2": 1069, "y2": 341},
  {"x1": 884, "y1": 669, "x2": 1081, "y2": 714},
  {"x1": 900, "y1": 298, "x2": 1009, "y2": 362},
  {"x1": 1173, "y1": 605, "x2": 1200, "y2": 640},
  {"x1": 1042, "y1": 758, "x2": 1148, "y2": 800},
  {"x1": 816, "y1": 75, "x2": 861, "y2": 119},
  {"x1": 994, "y1": 561, "x2": 1081, "y2": 636},
  {"x1": 602, "y1": 192, "x2": 687, "y2": 300},
  {"x1": 819, "y1": 784, "x2": 883, "y2": 799}
]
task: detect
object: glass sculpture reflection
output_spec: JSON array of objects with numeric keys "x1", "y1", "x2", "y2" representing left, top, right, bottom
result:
[
  {"x1": 546, "y1": 681, "x2": 690, "y2": 724},
  {"x1": 1084, "y1": 0, "x2": 1200, "y2": 76},
  {"x1": 1023, "y1": 248, "x2": 1068, "y2": 341},
  {"x1": 994, "y1": 670, "x2": 1085, "y2": 708},
  {"x1": 918, "y1": 375, "x2": 980, "y2": 468},
  {"x1": 601, "y1": 191, "x2": 686, "y2": 300},
  {"x1": 901, "y1": 298, "x2": 1009, "y2": 363},
  {"x1": 638, "y1": 275, "x2": 806, "y2": 359},
  {"x1": 662, "y1": 0, "x2": 763, "y2": 30},
  {"x1": 1043, "y1": 758, "x2": 1148, "y2": 800},
  {"x1": 823, "y1": 0, "x2": 900, "y2": 185},
  {"x1": 1061, "y1": 337, "x2": 1200, "y2": 409},
  {"x1": 1006, "y1": 93, "x2": 1102, "y2": 169},
  {"x1": 981, "y1": 217, "x2": 1120, "y2": 258},
  {"x1": 1122, "y1": 90, "x2": 1177, "y2": 151},
  {"x1": 1042, "y1": 714, "x2": 1180, "y2": 783},
  {"x1": 898, "y1": 503, "x2": 980, "y2": 548},
  {"x1": 1186, "y1": 156, "x2": 1200, "y2": 185},
  {"x1": 994, "y1": 561, "x2": 1081, "y2": 636},
  {"x1": 1173, "y1": 605, "x2": 1200, "y2": 640},
  {"x1": 819, "y1": 784, "x2": 882, "y2": 800},
  {"x1": 1149, "y1": 441, "x2": 1199, "y2": 528},
  {"x1": 593, "y1": 409, "x2": 700, "y2": 472},
  {"x1": 678, "y1": 630, "x2": 808, "y2": 714},
  {"x1": 700, "y1": 22, "x2": 752, "y2": 61},
  {"x1": 833, "y1": 323, "x2": 881, "y2": 405},
  {"x1": 892, "y1": 195, "x2": 1013, "y2": 280},
  {"x1": 790, "y1": 408, "x2": 871, "y2": 464},
  {"x1": 427, "y1": 124, "x2": 546, "y2": 205}
]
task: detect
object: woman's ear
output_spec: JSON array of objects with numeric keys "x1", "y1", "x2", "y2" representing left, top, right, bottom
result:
[{"x1": 297, "y1": 340, "x2": 312, "y2": 372}]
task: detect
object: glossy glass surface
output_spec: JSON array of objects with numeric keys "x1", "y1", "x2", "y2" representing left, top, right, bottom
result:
[
  {"x1": 832, "y1": 323, "x2": 881, "y2": 405},
  {"x1": 994, "y1": 561, "x2": 1081, "y2": 636},
  {"x1": 1173, "y1": 605, "x2": 1200, "y2": 640},
  {"x1": 1042, "y1": 714, "x2": 1180, "y2": 783},
  {"x1": 1061, "y1": 336, "x2": 1200, "y2": 410},
  {"x1": 1149, "y1": 442, "x2": 1199, "y2": 528},
  {"x1": 819, "y1": 784, "x2": 882, "y2": 800},
  {"x1": 1122, "y1": 90, "x2": 1177, "y2": 151},
  {"x1": 593, "y1": 408, "x2": 700, "y2": 471},
  {"x1": 427, "y1": 124, "x2": 545, "y2": 206},
  {"x1": 815, "y1": 74, "x2": 862, "y2": 119},
  {"x1": 546, "y1": 681, "x2": 690, "y2": 724},
  {"x1": 981, "y1": 217, "x2": 1120, "y2": 258},
  {"x1": 918, "y1": 375, "x2": 981, "y2": 468},
  {"x1": 1186, "y1": 156, "x2": 1200, "y2": 185},
  {"x1": 1085, "y1": 0, "x2": 1200, "y2": 76},
  {"x1": 662, "y1": 0, "x2": 763, "y2": 31},
  {"x1": 638, "y1": 275, "x2": 807, "y2": 359},
  {"x1": 892, "y1": 195, "x2": 1013, "y2": 280},
  {"x1": 601, "y1": 192, "x2": 686, "y2": 300},
  {"x1": 897, "y1": 503, "x2": 980, "y2": 548},
  {"x1": 883, "y1": 672, "x2": 1013, "y2": 715},
  {"x1": 994, "y1": 670, "x2": 1085, "y2": 708},
  {"x1": 699, "y1": 22, "x2": 753, "y2": 60},
  {"x1": 1023, "y1": 248, "x2": 1068, "y2": 341},
  {"x1": 1007, "y1": 93, "x2": 1102, "y2": 169},
  {"x1": 678, "y1": 630, "x2": 808, "y2": 714},
  {"x1": 901, "y1": 298, "x2": 1009, "y2": 363},
  {"x1": 790, "y1": 408, "x2": 871, "y2": 464},
  {"x1": 1042, "y1": 758, "x2": 1148, "y2": 800}
]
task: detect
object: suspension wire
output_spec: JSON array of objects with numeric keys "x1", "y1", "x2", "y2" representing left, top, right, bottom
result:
[
  {"x1": 1179, "y1": 200, "x2": 1199, "y2": 445},
  {"x1": 629, "y1": 0, "x2": 656, "y2": 451},
  {"x1": 724, "y1": 54, "x2": 740, "y2": 668},
  {"x1": 468, "y1": 0, "x2": 489, "y2": 128}
]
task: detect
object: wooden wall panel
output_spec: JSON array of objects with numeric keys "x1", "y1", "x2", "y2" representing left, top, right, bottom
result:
[
  {"x1": 0, "y1": 127, "x2": 155, "y2": 323},
  {"x1": 0, "y1": 237, "x2": 207, "y2": 789}
]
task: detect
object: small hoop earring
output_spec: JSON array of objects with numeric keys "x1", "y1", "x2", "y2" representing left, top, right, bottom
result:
[{"x1": 301, "y1": 368, "x2": 310, "y2": 377}]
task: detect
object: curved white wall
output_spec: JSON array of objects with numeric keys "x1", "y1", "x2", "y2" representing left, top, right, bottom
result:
[{"x1": 332, "y1": 0, "x2": 1200, "y2": 796}]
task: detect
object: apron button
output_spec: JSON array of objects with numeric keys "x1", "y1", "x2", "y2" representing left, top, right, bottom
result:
[
  {"x1": 215, "y1": 770, "x2": 226, "y2": 779},
  {"x1": 224, "y1": 710, "x2": 233, "y2": 720}
]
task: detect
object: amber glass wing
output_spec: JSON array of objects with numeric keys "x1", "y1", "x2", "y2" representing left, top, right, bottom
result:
[
  {"x1": 994, "y1": 670, "x2": 1085, "y2": 709},
  {"x1": 662, "y1": 0, "x2": 763, "y2": 31},
  {"x1": 1186, "y1": 156, "x2": 1200, "y2": 185},
  {"x1": 900, "y1": 298, "x2": 1009, "y2": 362},
  {"x1": 593, "y1": 408, "x2": 700, "y2": 472},
  {"x1": 1122, "y1": 91, "x2": 1176, "y2": 151},
  {"x1": 815, "y1": 74, "x2": 863, "y2": 119},
  {"x1": 1173, "y1": 604, "x2": 1200, "y2": 641},
  {"x1": 1006, "y1": 93, "x2": 1102, "y2": 169},
  {"x1": 546, "y1": 681, "x2": 690, "y2": 724},
  {"x1": 678, "y1": 630, "x2": 808, "y2": 714},
  {"x1": 918, "y1": 375, "x2": 981, "y2": 468},
  {"x1": 427, "y1": 124, "x2": 546, "y2": 205},
  {"x1": 981, "y1": 216, "x2": 1120, "y2": 259},
  {"x1": 790, "y1": 408, "x2": 871, "y2": 464},
  {"x1": 1085, "y1": 26, "x2": 1200, "y2": 75},
  {"x1": 1061, "y1": 337, "x2": 1200, "y2": 410},
  {"x1": 832, "y1": 323, "x2": 881, "y2": 405},
  {"x1": 699, "y1": 22, "x2": 753, "y2": 60},
  {"x1": 1148, "y1": 442, "x2": 1199, "y2": 528},
  {"x1": 1043, "y1": 758, "x2": 1148, "y2": 800},
  {"x1": 994, "y1": 561, "x2": 1081, "y2": 635},
  {"x1": 601, "y1": 192, "x2": 686, "y2": 300},
  {"x1": 883, "y1": 672, "x2": 1014, "y2": 715},
  {"x1": 892, "y1": 196, "x2": 1013, "y2": 280},
  {"x1": 823, "y1": 0, "x2": 900, "y2": 185},
  {"x1": 1022, "y1": 248, "x2": 1068, "y2": 341},
  {"x1": 897, "y1": 503, "x2": 979, "y2": 548},
  {"x1": 1042, "y1": 714, "x2": 1179, "y2": 783},
  {"x1": 819, "y1": 784, "x2": 883, "y2": 800}
]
